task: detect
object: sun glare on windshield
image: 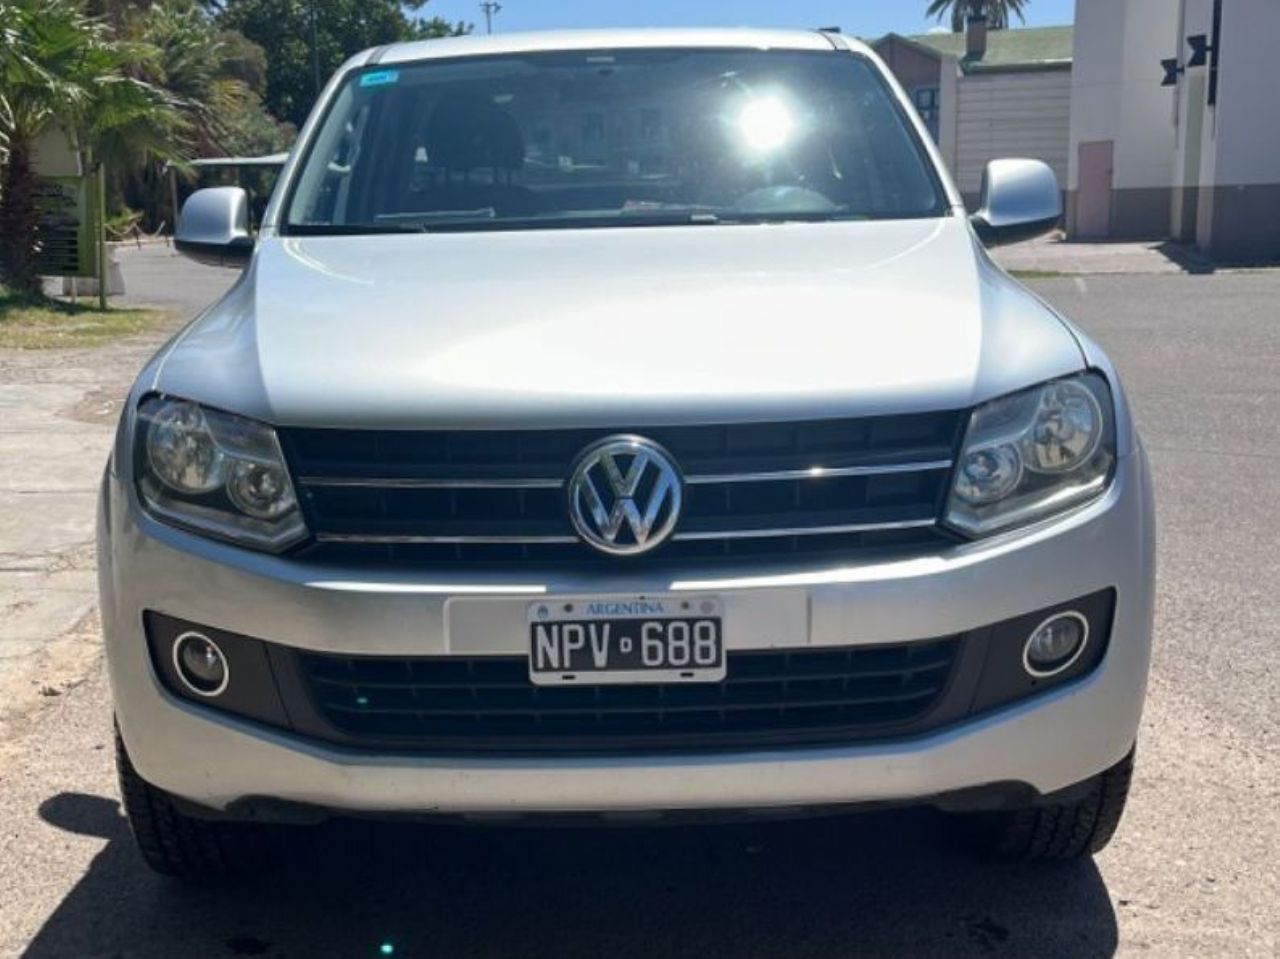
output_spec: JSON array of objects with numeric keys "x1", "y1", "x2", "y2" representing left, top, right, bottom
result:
[
  {"x1": 737, "y1": 95, "x2": 796, "y2": 153},
  {"x1": 285, "y1": 49, "x2": 945, "y2": 232}
]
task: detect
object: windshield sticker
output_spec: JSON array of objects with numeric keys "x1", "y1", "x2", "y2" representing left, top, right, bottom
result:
[{"x1": 360, "y1": 70, "x2": 400, "y2": 88}]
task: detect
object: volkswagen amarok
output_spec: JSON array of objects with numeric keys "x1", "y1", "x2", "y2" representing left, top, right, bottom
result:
[{"x1": 99, "y1": 29, "x2": 1154, "y2": 879}]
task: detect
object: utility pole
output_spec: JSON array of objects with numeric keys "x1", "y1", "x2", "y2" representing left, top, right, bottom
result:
[
  {"x1": 95, "y1": 159, "x2": 107, "y2": 311},
  {"x1": 480, "y1": 1, "x2": 501, "y2": 34}
]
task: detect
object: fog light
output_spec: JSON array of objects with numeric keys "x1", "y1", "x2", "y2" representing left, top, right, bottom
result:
[
  {"x1": 172, "y1": 631, "x2": 229, "y2": 697},
  {"x1": 1022, "y1": 612, "x2": 1089, "y2": 677}
]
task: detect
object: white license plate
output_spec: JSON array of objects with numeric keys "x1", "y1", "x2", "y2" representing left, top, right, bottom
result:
[{"x1": 528, "y1": 595, "x2": 725, "y2": 686}]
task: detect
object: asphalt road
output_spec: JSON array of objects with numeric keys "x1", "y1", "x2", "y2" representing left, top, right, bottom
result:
[{"x1": 1, "y1": 259, "x2": 1277, "y2": 957}]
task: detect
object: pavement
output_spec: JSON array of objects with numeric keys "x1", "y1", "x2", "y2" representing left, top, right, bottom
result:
[
  {"x1": 0, "y1": 245, "x2": 239, "y2": 739},
  {"x1": 991, "y1": 234, "x2": 1209, "y2": 275},
  {"x1": 0, "y1": 245, "x2": 1278, "y2": 958}
]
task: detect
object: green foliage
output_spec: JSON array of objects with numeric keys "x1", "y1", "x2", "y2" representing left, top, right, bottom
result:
[
  {"x1": 105, "y1": 205, "x2": 143, "y2": 233},
  {"x1": 412, "y1": 16, "x2": 473, "y2": 43},
  {"x1": 215, "y1": 27, "x2": 269, "y2": 93},
  {"x1": 216, "y1": 0, "x2": 469, "y2": 127},
  {"x1": 925, "y1": 0, "x2": 1031, "y2": 31},
  {"x1": 0, "y1": 0, "x2": 182, "y2": 292},
  {"x1": 124, "y1": 3, "x2": 291, "y2": 158},
  {"x1": 104, "y1": 3, "x2": 294, "y2": 231},
  {"x1": 0, "y1": 0, "x2": 463, "y2": 291}
]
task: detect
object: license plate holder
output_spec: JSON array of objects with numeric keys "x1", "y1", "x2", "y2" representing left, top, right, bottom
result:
[{"x1": 528, "y1": 595, "x2": 725, "y2": 686}]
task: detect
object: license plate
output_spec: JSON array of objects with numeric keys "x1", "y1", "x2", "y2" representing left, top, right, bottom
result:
[{"x1": 528, "y1": 596, "x2": 725, "y2": 686}]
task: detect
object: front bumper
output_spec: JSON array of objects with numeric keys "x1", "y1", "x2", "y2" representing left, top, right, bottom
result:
[{"x1": 99, "y1": 448, "x2": 1155, "y2": 815}]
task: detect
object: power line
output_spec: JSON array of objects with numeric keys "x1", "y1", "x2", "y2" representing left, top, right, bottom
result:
[{"x1": 480, "y1": 1, "x2": 502, "y2": 34}]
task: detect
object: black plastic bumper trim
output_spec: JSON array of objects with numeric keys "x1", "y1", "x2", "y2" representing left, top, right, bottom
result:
[{"x1": 142, "y1": 589, "x2": 1114, "y2": 759}]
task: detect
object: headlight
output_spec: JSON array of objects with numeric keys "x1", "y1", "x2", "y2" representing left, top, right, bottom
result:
[
  {"x1": 946, "y1": 373, "x2": 1115, "y2": 536},
  {"x1": 135, "y1": 396, "x2": 306, "y2": 551}
]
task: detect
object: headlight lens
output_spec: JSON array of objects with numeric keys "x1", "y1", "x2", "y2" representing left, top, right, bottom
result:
[
  {"x1": 946, "y1": 373, "x2": 1115, "y2": 536},
  {"x1": 136, "y1": 396, "x2": 306, "y2": 551},
  {"x1": 1025, "y1": 379, "x2": 1104, "y2": 473},
  {"x1": 145, "y1": 401, "x2": 224, "y2": 494},
  {"x1": 226, "y1": 460, "x2": 295, "y2": 519}
]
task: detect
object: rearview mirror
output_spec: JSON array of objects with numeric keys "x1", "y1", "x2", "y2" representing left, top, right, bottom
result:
[
  {"x1": 175, "y1": 187, "x2": 254, "y2": 267},
  {"x1": 970, "y1": 159, "x2": 1062, "y2": 247}
]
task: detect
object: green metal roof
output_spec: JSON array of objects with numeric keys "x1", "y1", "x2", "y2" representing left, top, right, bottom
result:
[{"x1": 905, "y1": 25, "x2": 1074, "y2": 72}]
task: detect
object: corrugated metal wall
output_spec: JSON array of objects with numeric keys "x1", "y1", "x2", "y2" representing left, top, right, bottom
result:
[{"x1": 954, "y1": 69, "x2": 1072, "y2": 199}]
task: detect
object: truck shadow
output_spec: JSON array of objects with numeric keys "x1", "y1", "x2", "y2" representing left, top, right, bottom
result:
[{"x1": 29, "y1": 791, "x2": 1117, "y2": 958}]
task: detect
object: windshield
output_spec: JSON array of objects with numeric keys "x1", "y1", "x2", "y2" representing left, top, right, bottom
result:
[{"x1": 284, "y1": 48, "x2": 948, "y2": 234}]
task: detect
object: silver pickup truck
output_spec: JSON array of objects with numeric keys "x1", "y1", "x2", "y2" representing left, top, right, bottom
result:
[{"x1": 99, "y1": 28, "x2": 1154, "y2": 880}]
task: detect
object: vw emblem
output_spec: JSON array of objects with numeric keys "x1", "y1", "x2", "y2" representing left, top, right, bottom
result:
[{"x1": 567, "y1": 436, "x2": 683, "y2": 556}]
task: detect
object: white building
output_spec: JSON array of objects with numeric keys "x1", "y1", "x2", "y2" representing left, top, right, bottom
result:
[
  {"x1": 1068, "y1": 0, "x2": 1280, "y2": 259},
  {"x1": 873, "y1": 21, "x2": 1074, "y2": 207}
]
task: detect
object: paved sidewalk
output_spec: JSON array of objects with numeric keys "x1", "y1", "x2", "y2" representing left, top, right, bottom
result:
[
  {"x1": 992, "y1": 234, "x2": 1223, "y2": 275},
  {"x1": 0, "y1": 246, "x2": 236, "y2": 730}
]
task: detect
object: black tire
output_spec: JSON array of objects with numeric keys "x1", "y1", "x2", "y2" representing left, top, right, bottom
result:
[
  {"x1": 963, "y1": 747, "x2": 1135, "y2": 861},
  {"x1": 116, "y1": 728, "x2": 274, "y2": 881}
]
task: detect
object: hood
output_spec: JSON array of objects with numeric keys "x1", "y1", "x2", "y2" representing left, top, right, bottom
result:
[{"x1": 154, "y1": 216, "x2": 1085, "y2": 429}]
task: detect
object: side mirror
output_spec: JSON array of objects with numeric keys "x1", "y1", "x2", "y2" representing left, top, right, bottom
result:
[
  {"x1": 175, "y1": 187, "x2": 254, "y2": 267},
  {"x1": 970, "y1": 159, "x2": 1062, "y2": 247}
]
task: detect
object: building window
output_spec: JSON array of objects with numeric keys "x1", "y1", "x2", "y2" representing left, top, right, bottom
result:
[{"x1": 912, "y1": 87, "x2": 940, "y2": 141}]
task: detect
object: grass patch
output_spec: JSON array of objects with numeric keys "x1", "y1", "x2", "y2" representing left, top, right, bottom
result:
[
  {"x1": 0, "y1": 286, "x2": 161, "y2": 349},
  {"x1": 1007, "y1": 269, "x2": 1070, "y2": 280}
]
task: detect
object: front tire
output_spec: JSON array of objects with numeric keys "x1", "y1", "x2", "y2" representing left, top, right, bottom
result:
[
  {"x1": 116, "y1": 728, "x2": 273, "y2": 881},
  {"x1": 963, "y1": 747, "x2": 1135, "y2": 861}
]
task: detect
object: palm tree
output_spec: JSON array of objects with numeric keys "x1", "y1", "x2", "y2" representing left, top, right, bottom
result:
[
  {"x1": 925, "y1": 0, "x2": 1030, "y2": 31},
  {"x1": 116, "y1": 4, "x2": 293, "y2": 229},
  {"x1": 0, "y1": 0, "x2": 181, "y2": 294},
  {"x1": 0, "y1": 0, "x2": 84, "y2": 293}
]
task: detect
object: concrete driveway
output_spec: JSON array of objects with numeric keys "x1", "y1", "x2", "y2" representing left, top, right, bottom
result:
[
  {"x1": 0, "y1": 250, "x2": 1276, "y2": 958},
  {"x1": 0, "y1": 245, "x2": 238, "y2": 733}
]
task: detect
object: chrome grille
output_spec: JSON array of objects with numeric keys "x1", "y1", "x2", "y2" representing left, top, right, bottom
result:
[{"x1": 279, "y1": 413, "x2": 965, "y2": 566}]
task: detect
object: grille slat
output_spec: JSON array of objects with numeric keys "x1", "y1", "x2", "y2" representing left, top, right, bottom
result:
[
  {"x1": 295, "y1": 639, "x2": 961, "y2": 754},
  {"x1": 320, "y1": 689, "x2": 942, "y2": 718},
  {"x1": 304, "y1": 650, "x2": 957, "y2": 686},
  {"x1": 280, "y1": 412, "x2": 965, "y2": 568},
  {"x1": 306, "y1": 662, "x2": 953, "y2": 692}
]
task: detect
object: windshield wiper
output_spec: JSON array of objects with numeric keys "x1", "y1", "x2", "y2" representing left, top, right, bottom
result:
[
  {"x1": 286, "y1": 209, "x2": 870, "y2": 236},
  {"x1": 377, "y1": 208, "x2": 496, "y2": 225},
  {"x1": 717, "y1": 210, "x2": 863, "y2": 224},
  {"x1": 368, "y1": 212, "x2": 728, "y2": 233},
  {"x1": 286, "y1": 223, "x2": 428, "y2": 236},
  {"x1": 618, "y1": 205, "x2": 863, "y2": 225}
]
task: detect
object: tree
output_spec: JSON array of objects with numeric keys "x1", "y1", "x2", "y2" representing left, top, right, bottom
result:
[
  {"x1": 412, "y1": 16, "x2": 473, "y2": 42},
  {"x1": 0, "y1": 0, "x2": 182, "y2": 293},
  {"x1": 112, "y1": 3, "x2": 293, "y2": 229},
  {"x1": 215, "y1": 0, "x2": 469, "y2": 129},
  {"x1": 925, "y1": 0, "x2": 1030, "y2": 31}
]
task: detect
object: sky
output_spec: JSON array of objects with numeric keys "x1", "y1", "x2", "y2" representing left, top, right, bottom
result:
[{"x1": 421, "y1": 0, "x2": 1076, "y2": 38}]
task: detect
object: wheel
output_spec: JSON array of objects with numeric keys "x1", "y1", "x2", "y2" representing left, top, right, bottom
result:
[
  {"x1": 115, "y1": 727, "x2": 273, "y2": 881},
  {"x1": 963, "y1": 747, "x2": 1135, "y2": 861}
]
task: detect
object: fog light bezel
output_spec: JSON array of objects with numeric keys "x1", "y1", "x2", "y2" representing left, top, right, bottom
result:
[
  {"x1": 1021, "y1": 610, "x2": 1090, "y2": 678},
  {"x1": 172, "y1": 631, "x2": 231, "y2": 698}
]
